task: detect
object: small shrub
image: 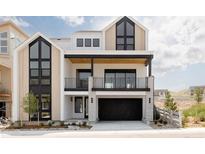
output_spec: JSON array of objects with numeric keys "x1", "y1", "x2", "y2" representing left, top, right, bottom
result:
[
  {"x1": 164, "y1": 91, "x2": 178, "y2": 111},
  {"x1": 47, "y1": 120, "x2": 54, "y2": 126}
]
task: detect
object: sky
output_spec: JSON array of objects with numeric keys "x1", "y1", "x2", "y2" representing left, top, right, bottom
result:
[{"x1": 1, "y1": 16, "x2": 205, "y2": 91}]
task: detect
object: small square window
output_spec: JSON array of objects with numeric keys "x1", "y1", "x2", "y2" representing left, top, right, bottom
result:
[
  {"x1": 30, "y1": 79, "x2": 39, "y2": 85},
  {"x1": 77, "y1": 38, "x2": 83, "y2": 47},
  {"x1": 0, "y1": 47, "x2": 7, "y2": 53},
  {"x1": 42, "y1": 69, "x2": 50, "y2": 76},
  {"x1": 116, "y1": 44, "x2": 124, "y2": 50},
  {"x1": 85, "y1": 39, "x2": 91, "y2": 47},
  {"x1": 0, "y1": 32, "x2": 7, "y2": 38},
  {"x1": 41, "y1": 61, "x2": 50, "y2": 69},
  {"x1": 41, "y1": 79, "x2": 50, "y2": 85},
  {"x1": 30, "y1": 61, "x2": 39, "y2": 69},
  {"x1": 30, "y1": 69, "x2": 39, "y2": 77},
  {"x1": 93, "y1": 38, "x2": 100, "y2": 47}
]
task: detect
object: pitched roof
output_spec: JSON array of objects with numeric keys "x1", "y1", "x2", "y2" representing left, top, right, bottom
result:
[
  {"x1": 0, "y1": 20, "x2": 29, "y2": 38},
  {"x1": 102, "y1": 16, "x2": 148, "y2": 32},
  {"x1": 15, "y1": 32, "x2": 63, "y2": 52}
]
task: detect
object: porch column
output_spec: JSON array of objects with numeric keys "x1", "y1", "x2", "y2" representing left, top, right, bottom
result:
[
  {"x1": 148, "y1": 58, "x2": 152, "y2": 77},
  {"x1": 91, "y1": 58, "x2": 93, "y2": 76}
]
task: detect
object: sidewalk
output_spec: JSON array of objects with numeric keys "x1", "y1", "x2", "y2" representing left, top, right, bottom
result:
[{"x1": 1, "y1": 128, "x2": 205, "y2": 138}]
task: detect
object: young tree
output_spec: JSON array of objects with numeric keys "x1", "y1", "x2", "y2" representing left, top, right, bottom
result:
[
  {"x1": 164, "y1": 91, "x2": 178, "y2": 111},
  {"x1": 194, "y1": 88, "x2": 203, "y2": 104},
  {"x1": 23, "y1": 92, "x2": 39, "y2": 123}
]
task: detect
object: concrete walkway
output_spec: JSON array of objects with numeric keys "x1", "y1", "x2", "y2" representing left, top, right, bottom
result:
[
  {"x1": 91, "y1": 121, "x2": 152, "y2": 131},
  {"x1": 1, "y1": 128, "x2": 205, "y2": 138}
]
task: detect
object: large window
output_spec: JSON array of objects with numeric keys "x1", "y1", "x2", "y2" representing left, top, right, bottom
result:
[
  {"x1": 76, "y1": 69, "x2": 91, "y2": 89},
  {"x1": 116, "y1": 17, "x2": 135, "y2": 50},
  {"x1": 29, "y1": 37, "x2": 51, "y2": 121},
  {"x1": 0, "y1": 32, "x2": 8, "y2": 54},
  {"x1": 105, "y1": 69, "x2": 136, "y2": 89},
  {"x1": 75, "y1": 97, "x2": 83, "y2": 113}
]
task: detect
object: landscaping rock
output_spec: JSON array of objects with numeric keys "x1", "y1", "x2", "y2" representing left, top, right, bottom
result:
[
  {"x1": 67, "y1": 125, "x2": 80, "y2": 130},
  {"x1": 52, "y1": 121, "x2": 62, "y2": 126}
]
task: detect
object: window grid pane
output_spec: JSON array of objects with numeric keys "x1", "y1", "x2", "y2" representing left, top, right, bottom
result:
[
  {"x1": 85, "y1": 39, "x2": 91, "y2": 47},
  {"x1": 77, "y1": 38, "x2": 83, "y2": 47},
  {"x1": 93, "y1": 38, "x2": 100, "y2": 47}
]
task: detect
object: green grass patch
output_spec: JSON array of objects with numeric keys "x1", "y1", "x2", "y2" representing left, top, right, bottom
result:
[{"x1": 183, "y1": 103, "x2": 205, "y2": 121}]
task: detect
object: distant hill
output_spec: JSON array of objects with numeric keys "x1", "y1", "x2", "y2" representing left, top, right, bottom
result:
[{"x1": 170, "y1": 89, "x2": 190, "y2": 97}]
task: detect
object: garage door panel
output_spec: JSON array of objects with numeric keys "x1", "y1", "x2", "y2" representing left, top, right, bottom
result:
[{"x1": 98, "y1": 98, "x2": 142, "y2": 120}]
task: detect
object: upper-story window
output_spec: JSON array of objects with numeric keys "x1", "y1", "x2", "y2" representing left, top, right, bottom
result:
[
  {"x1": 76, "y1": 38, "x2": 100, "y2": 47},
  {"x1": 77, "y1": 38, "x2": 83, "y2": 47},
  {"x1": 0, "y1": 32, "x2": 8, "y2": 54},
  {"x1": 116, "y1": 17, "x2": 135, "y2": 50},
  {"x1": 93, "y1": 38, "x2": 100, "y2": 47},
  {"x1": 85, "y1": 39, "x2": 91, "y2": 47}
]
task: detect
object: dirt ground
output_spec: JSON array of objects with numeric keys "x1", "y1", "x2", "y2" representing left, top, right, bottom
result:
[{"x1": 154, "y1": 95, "x2": 205, "y2": 111}]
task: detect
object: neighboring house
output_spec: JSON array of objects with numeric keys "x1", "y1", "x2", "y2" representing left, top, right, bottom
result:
[
  {"x1": 1, "y1": 16, "x2": 154, "y2": 124},
  {"x1": 154, "y1": 89, "x2": 168, "y2": 97},
  {"x1": 0, "y1": 21, "x2": 28, "y2": 118},
  {"x1": 189, "y1": 86, "x2": 205, "y2": 96}
]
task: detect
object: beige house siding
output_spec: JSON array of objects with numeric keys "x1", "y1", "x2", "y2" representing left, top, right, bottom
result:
[
  {"x1": 105, "y1": 24, "x2": 116, "y2": 50},
  {"x1": 51, "y1": 46, "x2": 61, "y2": 120},
  {"x1": 0, "y1": 65, "x2": 11, "y2": 91},
  {"x1": 18, "y1": 47, "x2": 29, "y2": 120},
  {"x1": 104, "y1": 23, "x2": 146, "y2": 50},
  {"x1": 135, "y1": 24, "x2": 145, "y2": 50}
]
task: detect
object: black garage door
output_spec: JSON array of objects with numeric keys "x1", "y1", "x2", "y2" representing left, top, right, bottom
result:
[{"x1": 98, "y1": 98, "x2": 142, "y2": 120}]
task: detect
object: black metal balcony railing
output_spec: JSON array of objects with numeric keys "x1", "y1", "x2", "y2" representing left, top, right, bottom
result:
[
  {"x1": 93, "y1": 77, "x2": 149, "y2": 90},
  {"x1": 65, "y1": 78, "x2": 89, "y2": 90},
  {"x1": 64, "y1": 77, "x2": 149, "y2": 91}
]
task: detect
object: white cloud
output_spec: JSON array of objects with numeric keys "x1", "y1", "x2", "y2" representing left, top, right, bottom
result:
[
  {"x1": 134, "y1": 16, "x2": 205, "y2": 76},
  {"x1": 0, "y1": 16, "x2": 30, "y2": 27},
  {"x1": 89, "y1": 16, "x2": 117, "y2": 30},
  {"x1": 90, "y1": 16, "x2": 205, "y2": 76},
  {"x1": 57, "y1": 16, "x2": 85, "y2": 27}
]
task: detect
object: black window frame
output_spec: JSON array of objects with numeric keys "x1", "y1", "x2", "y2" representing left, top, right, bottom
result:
[
  {"x1": 93, "y1": 38, "x2": 100, "y2": 47},
  {"x1": 104, "y1": 69, "x2": 136, "y2": 89},
  {"x1": 76, "y1": 69, "x2": 91, "y2": 89},
  {"x1": 85, "y1": 38, "x2": 91, "y2": 47},
  {"x1": 75, "y1": 97, "x2": 83, "y2": 113},
  {"x1": 29, "y1": 37, "x2": 52, "y2": 121},
  {"x1": 116, "y1": 17, "x2": 135, "y2": 50},
  {"x1": 76, "y1": 38, "x2": 83, "y2": 47}
]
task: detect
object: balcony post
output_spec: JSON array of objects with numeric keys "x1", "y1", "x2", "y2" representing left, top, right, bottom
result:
[
  {"x1": 91, "y1": 58, "x2": 93, "y2": 77},
  {"x1": 148, "y1": 58, "x2": 152, "y2": 77}
]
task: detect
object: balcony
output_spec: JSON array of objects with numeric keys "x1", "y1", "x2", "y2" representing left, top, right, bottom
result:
[
  {"x1": 93, "y1": 77, "x2": 149, "y2": 91},
  {"x1": 65, "y1": 78, "x2": 89, "y2": 91},
  {"x1": 64, "y1": 77, "x2": 150, "y2": 91}
]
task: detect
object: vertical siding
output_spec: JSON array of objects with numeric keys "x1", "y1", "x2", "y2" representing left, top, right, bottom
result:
[
  {"x1": 51, "y1": 46, "x2": 61, "y2": 120},
  {"x1": 19, "y1": 47, "x2": 29, "y2": 121},
  {"x1": 104, "y1": 22, "x2": 146, "y2": 50}
]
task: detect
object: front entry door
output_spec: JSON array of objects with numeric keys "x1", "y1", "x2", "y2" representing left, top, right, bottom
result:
[{"x1": 84, "y1": 97, "x2": 88, "y2": 118}]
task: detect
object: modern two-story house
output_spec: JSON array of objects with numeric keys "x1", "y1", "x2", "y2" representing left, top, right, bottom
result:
[{"x1": 0, "y1": 16, "x2": 154, "y2": 124}]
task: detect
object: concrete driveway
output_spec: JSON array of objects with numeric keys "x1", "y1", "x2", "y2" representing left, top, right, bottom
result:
[{"x1": 90, "y1": 121, "x2": 152, "y2": 131}]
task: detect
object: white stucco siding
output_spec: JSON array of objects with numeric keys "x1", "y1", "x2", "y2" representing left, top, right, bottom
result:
[
  {"x1": 65, "y1": 63, "x2": 147, "y2": 78},
  {"x1": 64, "y1": 96, "x2": 73, "y2": 120},
  {"x1": 94, "y1": 63, "x2": 147, "y2": 78}
]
